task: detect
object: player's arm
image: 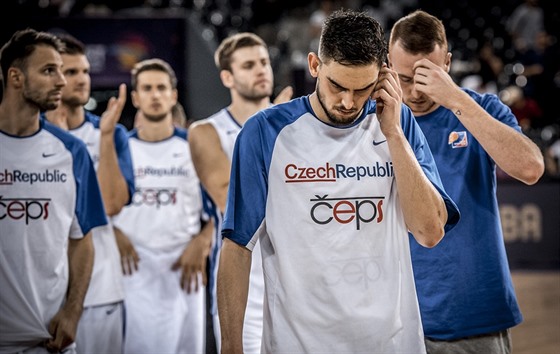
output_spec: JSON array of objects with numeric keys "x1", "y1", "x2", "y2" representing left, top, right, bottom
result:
[
  {"x1": 189, "y1": 121, "x2": 231, "y2": 213},
  {"x1": 98, "y1": 84, "x2": 130, "y2": 215},
  {"x1": 45, "y1": 232, "x2": 94, "y2": 352},
  {"x1": 372, "y1": 65, "x2": 447, "y2": 247},
  {"x1": 412, "y1": 59, "x2": 544, "y2": 185},
  {"x1": 443, "y1": 92, "x2": 543, "y2": 184},
  {"x1": 217, "y1": 238, "x2": 251, "y2": 354}
]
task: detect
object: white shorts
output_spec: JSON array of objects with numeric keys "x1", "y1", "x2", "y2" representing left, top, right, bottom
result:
[
  {"x1": 123, "y1": 249, "x2": 205, "y2": 354},
  {"x1": 76, "y1": 302, "x2": 124, "y2": 354}
]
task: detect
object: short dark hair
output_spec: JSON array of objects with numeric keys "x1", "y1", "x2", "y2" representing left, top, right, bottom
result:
[
  {"x1": 130, "y1": 58, "x2": 177, "y2": 90},
  {"x1": 319, "y1": 9, "x2": 387, "y2": 66},
  {"x1": 389, "y1": 10, "x2": 448, "y2": 54},
  {"x1": 0, "y1": 28, "x2": 63, "y2": 88},
  {"x1": 57, "y1": 33, "x2": 86, "y2": 56},
  {"x1": 214, "y1": 32, "x2": 267, "y2": 71}
]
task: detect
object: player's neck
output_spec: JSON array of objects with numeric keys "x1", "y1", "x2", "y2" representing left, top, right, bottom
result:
[
  {"x1": 0, "y1": 98, "x2": 41, "y2": 136},
  {"x1": 137, "y1": 117, "x2": 174, "y2": 142},
  {"x1": 65, "y1": 105, "x2": 86, "y2": 130},
  {"x1": 228, "y1": 97, "x2": 271, "y2": 126}
]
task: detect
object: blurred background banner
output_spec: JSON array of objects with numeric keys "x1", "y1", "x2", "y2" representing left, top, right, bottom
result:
[
  {"x1": 2, "y1": 13, "x2": 230, "y2": 128},
  {"x1": 499, "y1": 181, "x2": 560, "y2": 269}
]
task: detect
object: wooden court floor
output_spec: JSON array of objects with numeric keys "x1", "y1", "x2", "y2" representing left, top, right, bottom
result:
[{"x1": 510, "y1": 271, "x2": 560, "y2": 354}]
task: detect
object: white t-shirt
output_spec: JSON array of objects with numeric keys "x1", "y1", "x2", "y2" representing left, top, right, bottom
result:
[
  {"x1": 223, "y1": 96, "x2": 459, "y2": 353},
  {"x1": 0, "y1": 119, "x2": 106, "y2": 353}
]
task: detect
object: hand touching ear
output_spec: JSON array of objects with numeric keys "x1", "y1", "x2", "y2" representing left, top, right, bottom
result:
[{"x1": 371, "y1": 64, "x2": 403, "y2": 137}]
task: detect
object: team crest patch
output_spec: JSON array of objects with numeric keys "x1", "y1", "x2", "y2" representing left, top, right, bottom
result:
[{"x1": 448, "y1": 131, "x2": 468, "y2": 148}]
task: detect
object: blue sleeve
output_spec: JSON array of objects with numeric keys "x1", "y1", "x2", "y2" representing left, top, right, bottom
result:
[
  {"x1": 400, "y1": 104, "x2": 461, "y2": 232},
  {"x1": 476, "y1": 91, "x2": 522, "y2": 132},
  {"x1": 73, "y1": 142, "x2": 108, "y2": 234},
  {"x1": 114, "y1": 124, "x2": 135, "y2": 205}
]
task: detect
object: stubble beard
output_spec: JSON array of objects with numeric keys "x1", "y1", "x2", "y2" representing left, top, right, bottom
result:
[{"x1": 316, "y1": 83, "x2": 361, "y2": 127}]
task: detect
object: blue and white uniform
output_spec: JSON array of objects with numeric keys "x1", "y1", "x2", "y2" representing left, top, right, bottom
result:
[
  {"x1": 223, "y1": 96, "x2": 460, "y2": 353},
  {"x1": 112, "y1": 127, "x2": 205, "y2": 354},
  {"x1": 410, "y1": 88, "x2": 523, "y2": 340},
  {"x1": 66, "y1": 111, "x2": 134, "y2": 354},
  {"x1": 203, "y1": 108, "x2": 265, "y2": 353},
  {"x1": 0, "y1": 118, "x2": 106, "y2": 354}
]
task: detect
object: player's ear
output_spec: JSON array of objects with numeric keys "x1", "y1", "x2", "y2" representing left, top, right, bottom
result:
[
  {"x1": 444, "y1": 52, "x2": 452, "y2": 72},
  {"x1": 131, "y1": 90, "x2": 140, "y2": 108},
  {"x1": 220, "y1": 70, "x2": 233, "y2": 89},
  {"x1": 8, "y1": 67, "x2": 23, "y2": 88},
  {"x1": 308, "y1": 52, "x2": 321, "y2": 78}
]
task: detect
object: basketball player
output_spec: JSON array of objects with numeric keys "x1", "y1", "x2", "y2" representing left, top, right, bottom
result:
[
  {"x1": 188, "y1": 32, "x2": 292, "y2": 353},
  {"x1": 44, "y1": 33, "x2": 134, "y2": 354},
  {"x1": 217, "y1": 9, "x2": 460, "y2": 353},
  {"x1": 388, "y1": 10, "x2": 545, "y2": 353},
  {"x1": 0, "y1": 28, "x2": 107, "y2": 353},
  {"x1": 112, "y1": 58, "x2": 211, "y2": 354}
]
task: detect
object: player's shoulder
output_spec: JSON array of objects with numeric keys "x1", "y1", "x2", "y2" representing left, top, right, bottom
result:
[
  {"x1": 250, "y1": 95, "x2": 309, "y2": 128},
  {"x1": 188, "y1": 112, "x2": 223, "y2": 140},
  {"x1": 43, "y1": 118, "x2": 88, "y2": 149}
]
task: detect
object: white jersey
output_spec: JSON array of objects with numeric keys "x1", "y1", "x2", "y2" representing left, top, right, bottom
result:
[
  {"x1": 223, "y1": 96, "x2": 460, "y2": 353},
  {"x1": 112, "y1": 127, "x2": 205, "y2": 354},
  {"x1": 0, "y1": 119, "x2": 106, "y2": 353},
  {"x1": 113, "y1": 128, "x2": 202, "y2": 252},
  {"x1": 69, "y1": 111, "x2": 135, "y2": 307},
  {"x1": 204, "y1": 109, "x2": 265, "y2": 352}
]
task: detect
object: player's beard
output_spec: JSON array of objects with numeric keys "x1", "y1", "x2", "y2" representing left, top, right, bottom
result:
[
  {"x1": 23, "y1": 86, "x2": 60, "y2": 111},
  {"x1": 235, "y1": 79, "x2": 272, "y2": 102},
  {"x1": 63, "y1": 94, "x2": 88, "y2": 108},
  {"x1": 142, "y1": 112, "x2": 168, "y2": 123},
  {"x1": 316, "y1": 81, "x2": 361, "y2": 126}
]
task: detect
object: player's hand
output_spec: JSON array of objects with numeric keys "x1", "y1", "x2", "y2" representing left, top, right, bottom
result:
[
  {"x1": 114, "y1": 226, "x2": 139, "y2": 275},
  {"x1": 44, "y1": 307, "x2": 79, "y2": 353},
  {"x1": 371, "y1": 64, "x2": 403, "y2": 137},
  {"x1": 273, "y1": 86, "x2": 294, "y2": 105},
  {"x1": 412, "y1": 58, "x2": 459, "y2": 109},
  {"x1": 99, "y1": 83, "x2": 127, "y2": 136},
  {"x1": 171, "y1": 233, "x2": 212, "y2": 294}
]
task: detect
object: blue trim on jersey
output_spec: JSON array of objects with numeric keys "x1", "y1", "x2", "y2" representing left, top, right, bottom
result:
[
  {"x1": 409, "y1": 88, "x2": 523, "y2": 339},
  {"x1": 224, "y1": 109, "x2": 243, "y2": 129},
  {"x1": 128, "y1": 127, "x2": 188, "y2": 142},
  {"x1": 200, "y1": 186, "x2": 222, "y2": 314},
  {"x1": 84, "y1": 111, "x2": 135, "y2": 206},
  {"x1": 41, "y1": 118, "x2": 107, "y2": 235}
]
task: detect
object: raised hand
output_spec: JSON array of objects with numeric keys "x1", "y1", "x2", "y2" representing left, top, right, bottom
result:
[{"x1": 99, "y1": 83, "x2": 127, "y2": 136}]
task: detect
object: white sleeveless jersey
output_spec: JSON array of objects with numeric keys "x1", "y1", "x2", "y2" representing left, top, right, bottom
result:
[
  {"x1": 0, "y1": 119, "x2": 106, "y2": 353},
  {"x1": 204, "y1": 108, "x2": 265, "y2": 352},
  {"x1": 206, "y1": 108, "x2": 241, "y2": 162},
  {"x1": 112, "y1": 127, "x2": 202, "y2": 253},
  {"x1": 111, "y1": 128, "x2": 206, "y2": 353},
  {"x1": 223, "y1": 97, "x2": 460, "y2": 353},
  {"x1": 68, "y1": 111, "x2": 135, "y2": 307}
]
